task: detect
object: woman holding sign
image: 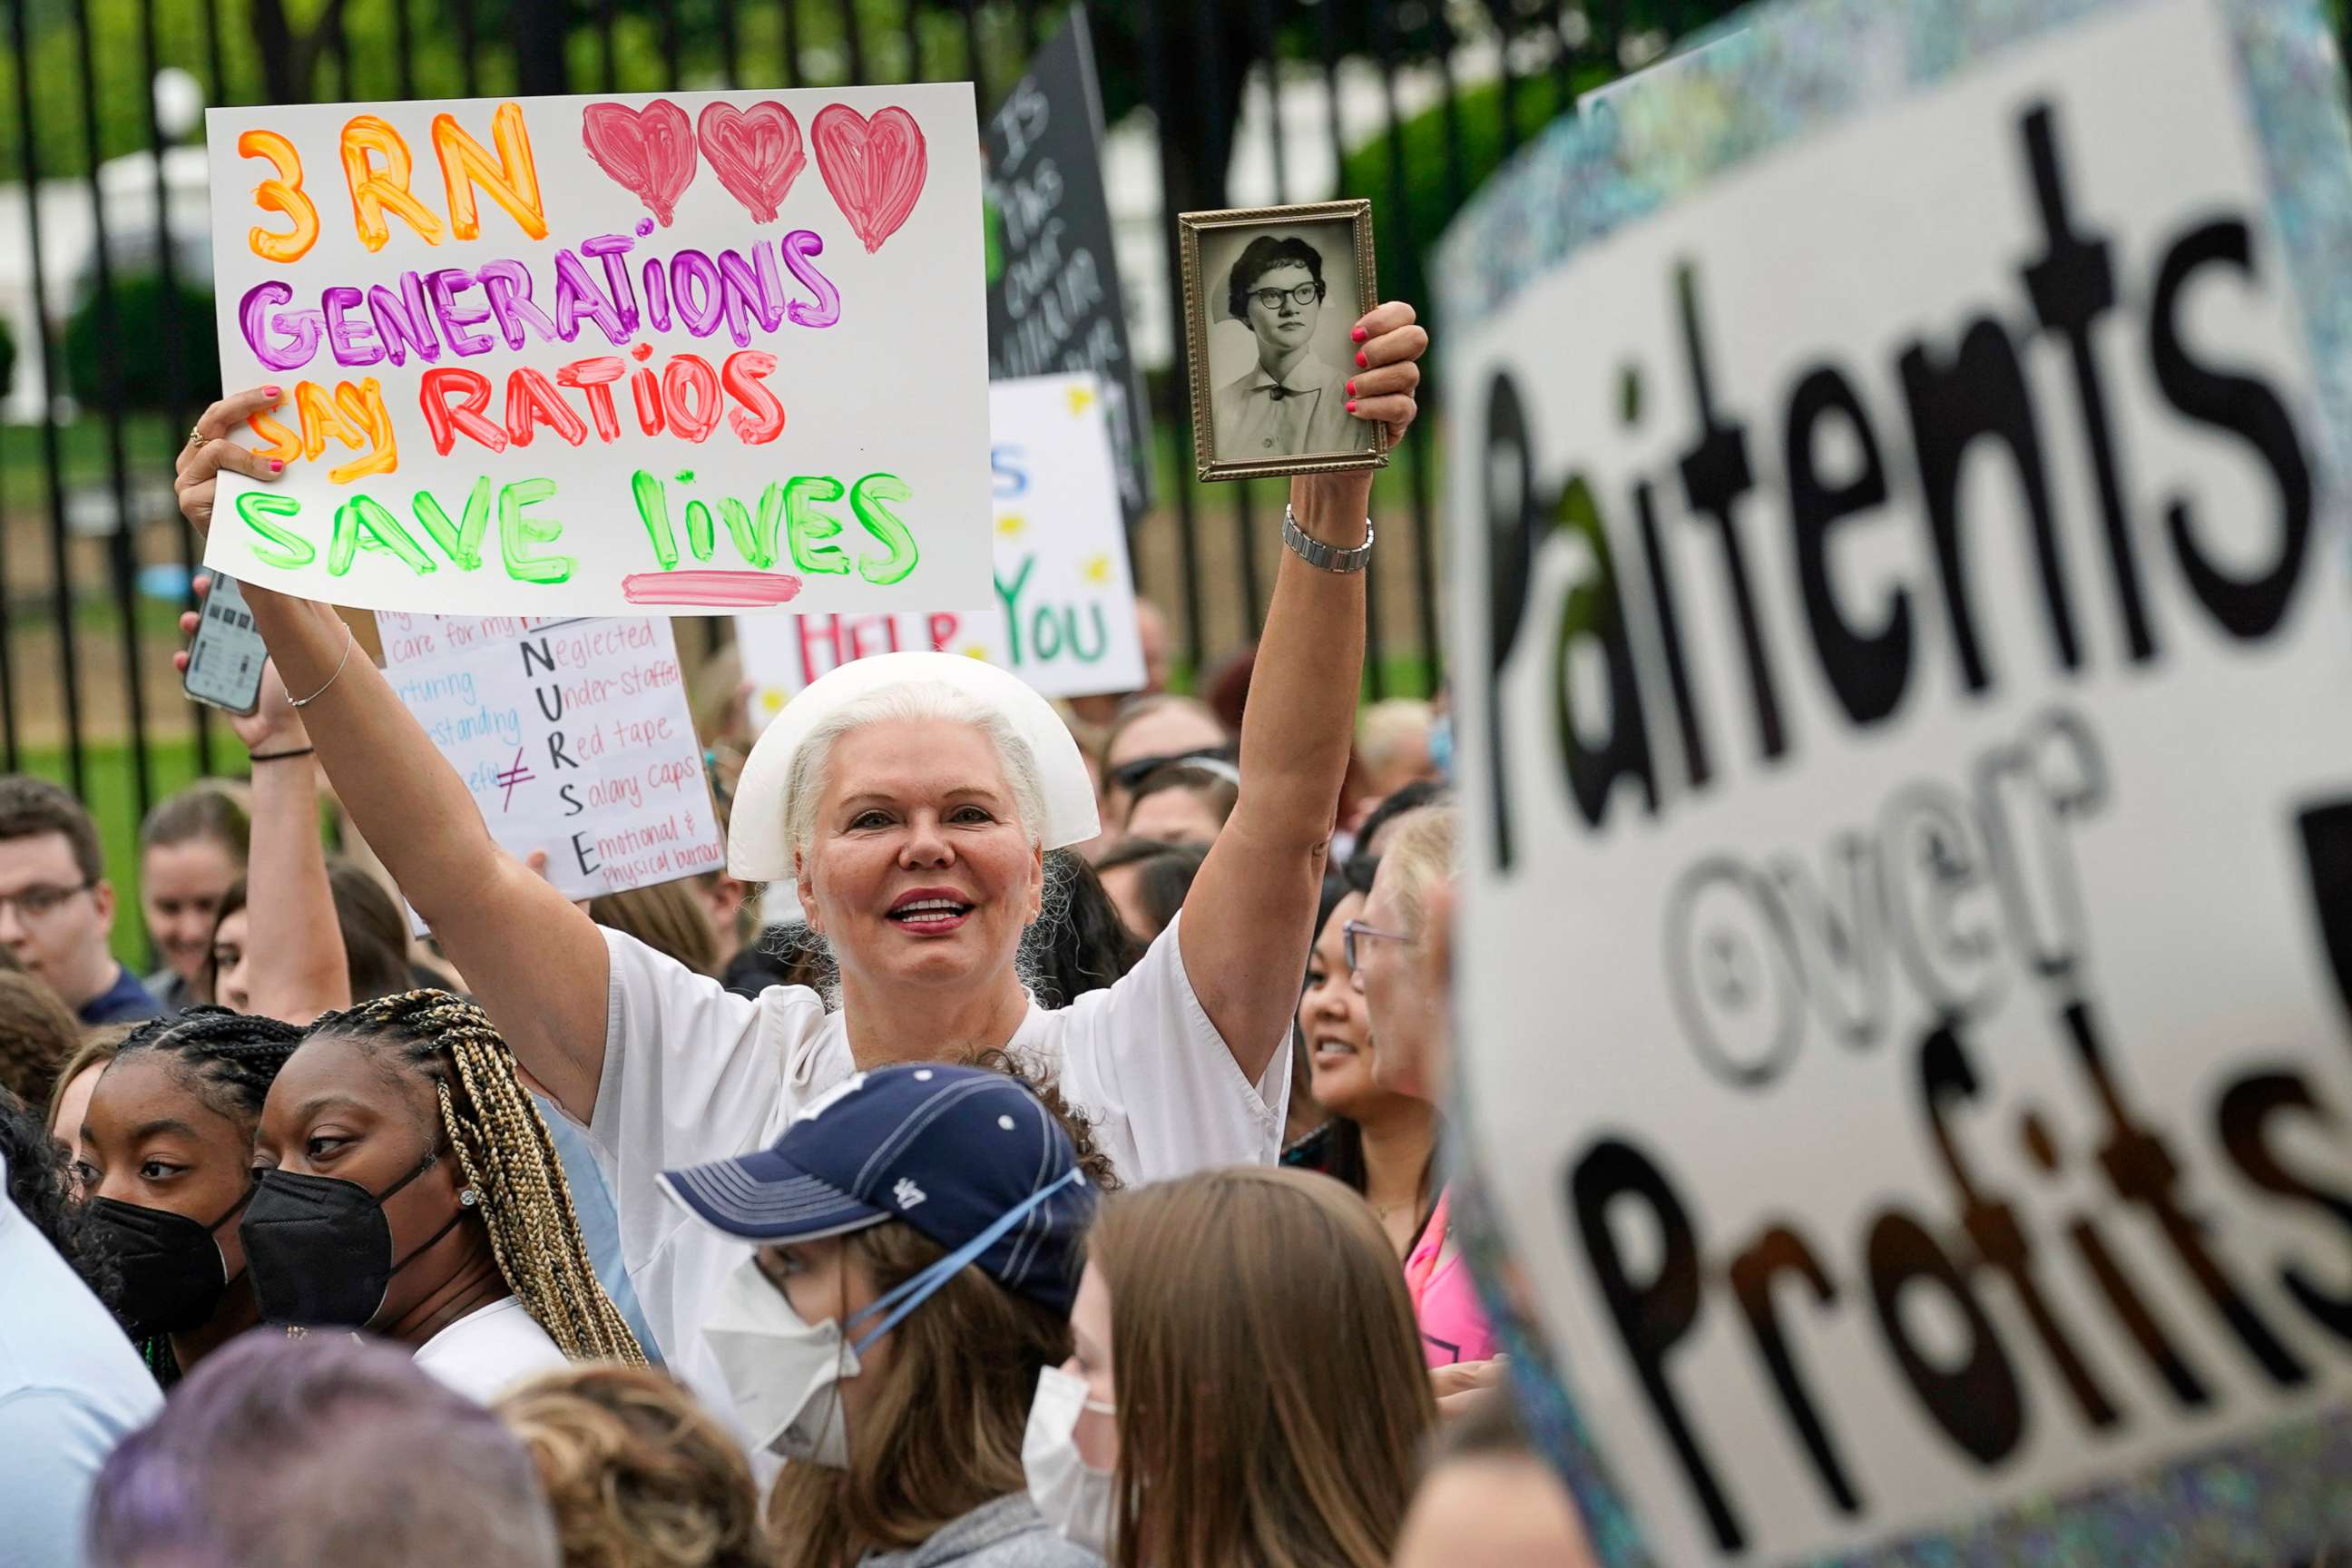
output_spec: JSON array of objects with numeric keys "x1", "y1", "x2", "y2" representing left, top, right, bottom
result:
[{"x1": 172, "y1": 300, "x2": 1426, "y2": 1415}]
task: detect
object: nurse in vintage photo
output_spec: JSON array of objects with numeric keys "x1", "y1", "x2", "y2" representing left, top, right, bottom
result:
[{"x1": 1210, "y1": 236, "x2": 1371, "y2": 460}]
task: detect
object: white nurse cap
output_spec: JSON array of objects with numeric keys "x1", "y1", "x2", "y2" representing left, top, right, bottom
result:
[{"x1": 728, "y1": 652, "x2": 1102, "y2": 878}]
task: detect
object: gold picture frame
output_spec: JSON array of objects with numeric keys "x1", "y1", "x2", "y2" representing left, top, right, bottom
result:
[{"x1": 1178, "y1": 200, "x2": 1387, "y2": 483}]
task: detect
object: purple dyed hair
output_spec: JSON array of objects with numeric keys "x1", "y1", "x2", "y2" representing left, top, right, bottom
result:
[{"x1": 86, "y1": 1332, "x2": 557, "y2": 1568}]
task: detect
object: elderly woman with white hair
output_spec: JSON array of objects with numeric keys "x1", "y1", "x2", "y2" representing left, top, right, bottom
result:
[{"x1": 172, "y1": 300, "x2": 1426, "y2": 1413}]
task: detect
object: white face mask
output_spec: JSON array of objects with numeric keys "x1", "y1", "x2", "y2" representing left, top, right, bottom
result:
[
  {"x1": 1024, "y1": 1365, "x2": 1117, "y2": 1555},
  {"x1": 703, "y1": 1168, "x2": 1088, "y2": 1470},
  {"x1": 701, "y1": 1254, "x2": 861, "y2": 1466}
]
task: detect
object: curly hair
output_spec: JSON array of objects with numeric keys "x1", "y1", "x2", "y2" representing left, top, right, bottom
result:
[
  {"x1": 1225, "y1": 235, "x2": 1326, "y2": 320},
  {"x1": 305, "y1": 990, "x2": 644, "y2": 1365},
  {"x1": 0, "y1": 1083, "x2": 122, "y2": 1310},
  {"x1": 962, "y1": 1046, "x2": 1121, "y2": 1193},
  {"x1": 1024, "y1": 850, "x2": 1143, "y2": 1013},
  {"x1": 497, "y1": 1365, "x2": 774, "y2": 1568}
]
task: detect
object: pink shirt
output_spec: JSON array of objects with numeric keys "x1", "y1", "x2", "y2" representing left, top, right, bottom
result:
[{"x1": 1404, "y1": 1186, "x2": 1498, "y2": 1367}]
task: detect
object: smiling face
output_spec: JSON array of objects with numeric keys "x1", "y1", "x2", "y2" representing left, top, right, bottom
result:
[
  {"x1": 250, "y1": 1032, "x2": 476, "y2": 1332},
  {"x1": 142, "y1": 839, "x2": 240, "y2": 985},
  {"x1": 797, "y1": 719, "x2": 1044, "y2": 998},
  {"x1": 210, "y1": 908, "x2": 252, "y2": 1014},
  {"x1": 1243, "y1": 260, "x2": 1321, "y2": 359},
  {"x1": 1298, "y1": 892, "x2": 1386, "y2": 1116},
  {"x1": 79, "y1": 1053, "x2": 257, "y2": 1282}
]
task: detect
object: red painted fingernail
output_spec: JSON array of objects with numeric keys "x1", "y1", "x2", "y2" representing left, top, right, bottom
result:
[
  {"x1": 1355, "y1": 350, "x2": 1367, "y2": 368},
  {"x1": 265, "y1": 385, "x2": 281, "y2": 397},
  {"x1": 1347, "y1": 399, "x2": 1357, "y2": 413},
  {"x1": 1351, "y1": 326, "x2": 1367, "y2": 342},
  {"x1": 1347, "y1": 379, "x2": 1357, "y2": 397},
  {"x1": 270, "y1": 459, "x2": 284, "y2": 472}
]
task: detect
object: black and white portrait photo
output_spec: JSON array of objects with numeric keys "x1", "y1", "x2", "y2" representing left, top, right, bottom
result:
[{"x1": 1180, "y1": 201, "x2": 1385, "y2": 481}]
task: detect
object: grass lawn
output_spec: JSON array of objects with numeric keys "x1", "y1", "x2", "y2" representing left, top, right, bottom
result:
[
  {"x1": 14, "y1": 733, "x2": 247, "y2": 972},
  {"x1": 0, "y1": 414, "x2": 181, "y2": 513}
]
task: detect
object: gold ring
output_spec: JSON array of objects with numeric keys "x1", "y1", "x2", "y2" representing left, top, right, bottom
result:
[{"x1": 186, "y1": 426, "x2": 207, "y2": 448}]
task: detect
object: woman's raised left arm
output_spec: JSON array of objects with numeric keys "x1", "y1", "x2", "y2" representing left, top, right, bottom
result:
[
  {"x1": 175, "y1": 585, "x2": 350, "y2": 1024},
  {"x1": 1181, "y1": 301, "x2": 1426, "y2": 1082}
]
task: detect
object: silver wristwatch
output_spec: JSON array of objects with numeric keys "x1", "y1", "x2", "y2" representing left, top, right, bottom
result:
[{"x1": 1281, "y1": 504, "x2": 1376, "y2": 573}]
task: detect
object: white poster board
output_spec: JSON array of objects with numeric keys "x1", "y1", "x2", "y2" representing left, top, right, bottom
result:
[
  {"x1": 737, "y1": 371, "x2": 1142, "y2": 718},
  {"x1": 204, "y1": 86, "x2": 990, "y2": 617},
  {"x1": 1444, "y1": 0, "x2": 2352, "y2": 1561},
  {"x1": 377, "y1": 612, "x2": 723, "y2": 897}
]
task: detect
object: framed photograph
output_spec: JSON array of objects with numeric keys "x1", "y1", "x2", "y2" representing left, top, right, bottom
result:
[{"x1": 1179, "y1": 200, "x2": 1387, "y2": 482}]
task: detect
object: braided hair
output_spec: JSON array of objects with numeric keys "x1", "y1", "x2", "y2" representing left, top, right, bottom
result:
[
  {"x1": 106, "y1": 1007, "x2": 307, "y2": 1386},
  {"x1": 112, "y1": 1007, "x2": 306, "y2": 1121},
  {"x1": 305, "y1": 990, "x2": 644, "y2": 1366}
]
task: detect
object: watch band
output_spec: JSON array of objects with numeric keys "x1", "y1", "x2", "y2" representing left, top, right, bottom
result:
[{"x1": 1281, "y1": 504, "x2": 1375, "y2": 573}]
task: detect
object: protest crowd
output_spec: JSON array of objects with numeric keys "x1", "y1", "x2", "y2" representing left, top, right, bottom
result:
[
  {"x1": 14, "y1": 0, "x2": 2352, "y2": 1553},
  {"x1": 0, "y1": 292, "x2": 1593, "y2": 1568}
]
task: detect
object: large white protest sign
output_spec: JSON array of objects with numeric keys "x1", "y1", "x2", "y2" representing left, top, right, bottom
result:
[
  {"x1": 737, "y1": 372, "x2": 1142, "y2": 720},
  {"x1": 1443, "y1": 0, "x2": 2352, "y2": 1561},
  {"x1": 204, "y1": 86, "x2": 989, "y2": 617},
  {"x1": 377, "y1": 612, "x2": 722, "y2": 898}
]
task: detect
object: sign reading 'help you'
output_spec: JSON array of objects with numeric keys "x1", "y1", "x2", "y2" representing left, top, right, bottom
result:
[
  {"x1": 1444, "y1": 0, "x2": 2352, "y2": 1561},
  {"x1": 204, "y1": 86, "x2": 988, "y2": 616}
]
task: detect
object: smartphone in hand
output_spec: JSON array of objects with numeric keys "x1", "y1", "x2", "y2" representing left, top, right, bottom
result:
[{"x1": 181, "y1": 573, "x2": 267, "y2": 717}]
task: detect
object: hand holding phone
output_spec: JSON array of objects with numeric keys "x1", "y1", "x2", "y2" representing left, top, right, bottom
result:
[{"x1": 181, "y1": 573, "x2": 268, "y2": 716}]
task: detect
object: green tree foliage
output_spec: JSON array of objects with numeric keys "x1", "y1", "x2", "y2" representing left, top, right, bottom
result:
[{"x1": 63, "y1": 273, "x2": 218, "y2": 413}]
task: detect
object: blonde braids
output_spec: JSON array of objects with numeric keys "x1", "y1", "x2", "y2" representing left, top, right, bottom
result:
[{"x1": 312, "y1": 989, "x2": 645, "y2": 1367}]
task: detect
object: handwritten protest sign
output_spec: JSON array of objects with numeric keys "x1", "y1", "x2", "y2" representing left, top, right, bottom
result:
[
  {"x1": 739, "y1": 372, "x2": 1142, "y2": 720},
  {"x1": 985, "y1": 8, "x2": 1152, "y2": 526},
  {"x1": 204, "y1": 86, "x2": 989, "y2": 617},
  {"x1": 378, "y1": 612, "x2": 722, "y2": 897},
  {"x1": 1442, "y1": 0, "x2": 2352, "y2": 1562}
]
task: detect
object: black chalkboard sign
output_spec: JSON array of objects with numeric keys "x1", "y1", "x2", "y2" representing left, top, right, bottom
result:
[{"x1": 985, "y1": 8, "x2": 1153, "y2": 526}]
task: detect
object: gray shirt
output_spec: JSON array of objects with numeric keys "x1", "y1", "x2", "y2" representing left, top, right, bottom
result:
[{"x1": 858, "y1": 1494, "x2": 1102, "y2": 1568}]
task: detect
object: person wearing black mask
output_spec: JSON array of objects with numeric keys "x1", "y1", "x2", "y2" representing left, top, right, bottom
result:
[
  {"x1": 241, "y1": 988, "x2": 642, "y2": 1402},
  {"x1": 76, "y1": 1008, "x2": 306, "y2": 1386}
]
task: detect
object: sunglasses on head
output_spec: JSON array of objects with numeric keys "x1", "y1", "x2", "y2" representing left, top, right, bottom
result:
[{"x1": 1109, "y1": 746, "x2": 1235, "y2": 794}]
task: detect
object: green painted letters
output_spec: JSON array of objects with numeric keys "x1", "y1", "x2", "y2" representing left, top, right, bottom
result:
[
  {"x1": 330, "y1": 494, "x2": 436, "y2": 577},
  {"x1": 993, "y1": 552, "x2": 1034, "y2": 663},
  {"x1": 850, "y1": 473, "x2": 918, "y2": 585},
  {"x1": 235, "y1": 492, "x2": 315, "y2": 571},
  {"x1": 500, "y1": 478, "x2": 576, "y2": 584},
  {"x1": 632, "y1": 469, "x2": 680, "y2": 570},
  {"x1": 784, "y1": 475, "x2": 850, "y2": 575},
  {"x1": 410, "y1": 477, "x2": 494, "y2": 571}
]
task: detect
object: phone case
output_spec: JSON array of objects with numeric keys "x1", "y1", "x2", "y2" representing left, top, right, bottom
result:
[{"x1": 182, "y1": 574, "x2": 268, "y2": 716}]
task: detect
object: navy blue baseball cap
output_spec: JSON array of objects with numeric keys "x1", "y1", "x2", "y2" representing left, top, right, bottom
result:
[{"x1": 659, "y1": 1063, "x2": 1096, "y2": 1314}]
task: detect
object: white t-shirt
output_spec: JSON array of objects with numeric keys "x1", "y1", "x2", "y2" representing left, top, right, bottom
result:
[
  {"x1": 412, "y1": 1296, "x2": 570, "y2": 1405},
  {"x1": 590, "y1": 912, "x2": 1290, "y2": 1417}
]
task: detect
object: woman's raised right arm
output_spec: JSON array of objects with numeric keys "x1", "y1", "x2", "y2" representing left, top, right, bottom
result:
[{"x1": 175, "y1": 390, "x2": 611, "y2": 1119}]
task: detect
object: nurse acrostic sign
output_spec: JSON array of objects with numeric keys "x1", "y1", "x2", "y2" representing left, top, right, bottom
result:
[{"x1": 203, "y1": 86, "x2": 990, "y2": 616}]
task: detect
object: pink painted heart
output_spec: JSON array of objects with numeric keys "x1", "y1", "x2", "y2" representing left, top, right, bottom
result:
[
  {"x1": 698, "y1": 101, "x2": 806, "y2": 224},
  {"x1": 582, "y1": 99, "x2": 698, "y2": 226},
  {"x1": 811, "y1": 103, "x2": 929, "y2": 253}
]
